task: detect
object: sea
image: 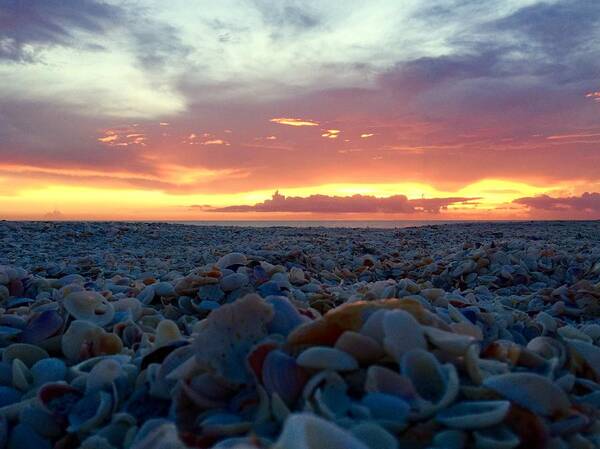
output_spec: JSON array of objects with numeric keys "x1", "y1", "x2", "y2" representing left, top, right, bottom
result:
[{"x1": 167, "y1": 220, "x2": 477, "y2": 228}]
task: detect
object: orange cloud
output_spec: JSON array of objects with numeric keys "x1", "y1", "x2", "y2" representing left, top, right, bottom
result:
[
  {"x1": 360, "y1": 133, "x2": 374, "y2": 138},
  {"x1": 321, "y1": 129, "x2": 340, "y2": 139},
  {"x1": 546, "y1": 132, "x2": 600, "y2": 140},
  {"x1": 202, "y1": 139, "x2": 229, "y2": 145},
  {"x1": 270, "y1": 117, "x2": 319, "y2": 127}
]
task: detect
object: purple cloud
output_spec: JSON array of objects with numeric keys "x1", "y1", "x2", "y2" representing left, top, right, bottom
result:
[
  {"x1": 514, "y1": 192, "x2": 600, "y2": 213},
  {"x1": 0, "y1": 0, "x2": 122, "y2": 61},
  {"x1": 203, "y1": 191, "x2": 479, "y2": 214}
]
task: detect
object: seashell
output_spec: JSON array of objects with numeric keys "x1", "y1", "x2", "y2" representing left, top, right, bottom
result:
[
  {"x1": 565, "y1": 338, "x2": 600, "y2": 381},
  {"x1": 383, "y1": 310, "x2": 427, "y2": 363},
  {"x1": 288, "y1": 299, "x2": 440, "y2": 347},
  {"x1": 38, "y1": 382, "x2": 83, "y2": 417},
  {"x1": 8, "y1": 423, "x2": 52, "y2": 449},
  {"x1": 423, "y1": 326, "x2": 476, "y2": 356},
  {"x1": 297, "y1": 347, "x2": 358, "y2": 372},
  {"x1": 12, "y1": 359, "x2": 32, "y2": 391},
  {"x1": 335, "y1": 331, "x2": 384, "y2": 364},
  {"x1": 557, "y1": 325, "x2": 592, "y2": 343},
  {"x1": 351, "y1": 421, "x2": 398, "y2": 449},
  {"x1": 199, "y1": 412, "x2": 251, "y2": 437},
  {"x1": 0, "y1": 386, "x2": 21, "y2": 407},
  {"x1": 142, "y1": 340, "x2": 189, "y2": 371},
  {"x1": 526, "y1": 337, "x2": 566, "y2": 365},
  {"x1": 436, "y1": 400, "x2": 510, "y2": 429},
  {"x1": 360, "y1": 309, "x2": 387, "y2": 344},
  {"x1": 216, "y1": 252, "x2": 247, "y2": 269},
  {"x1": 18, "y1": 310, "x2": 63, "y2": 344},
  {"x1": 63, "y1": 291, "x2": 115, "y2": 326},
  {"x1": 153, "y1": 282, "x2": 175, "y2": 297},
  {"x1": 262, "y1": 349, "x2": 309, "y2": 406},
  {"x1": 432, "y1": 429, "x2": 468, "y2": 449},
  {"x1": 193, "y1": 294, "x2": 274, "y2": 386},
  {"x1": 401, "y1": 349, "x2": 459, "y2": 417},
  {"x1": 483, "y1": 373, "x2": 570, "y2": 416},
  {"x1": 364, "y1": 365, "x2": 416, "y2": 399},
  {"x1": 86, "y1": 359, "x2": 123, "y2": 392},
  {"x1": 31, "y1": 358, "x2": 67, "y2": 385},
  {"x1": 361, "y1": 392, "x2": 410, "y2": 422},
  {"x1": 312, "y1": 380, "x2": 351, "y2": 419},
  {"x1": 266, "y1": 296, "x2": 305, "y2": 337},
  {"x1": 19, "y1": 404, "x2": 62, "y2": 438},
  {"x1": 129, "y1": 420, "x2": 184, "y2": 449},
  {"x1": 153, "y1": 320, "x2": 182, "y2": 348},
  {"x1": 220, "y1": 273, "x2": 249, "y2": 292},
  {"x1": 473, "y1": 425, "x2": 520, "y2": 449},
  {"x1": 62, "y1": 320, "x2": 122, "y2": 362},
  {"x1": 273, "y1": 412, "x2": 370, "y2": 449},
  {"x1": 137, "y1": 285, "x2": 155, "y2": 305},
  {"x1": 67, "y1": 390, "x2": 113, "y2": 433},
  {"x1": 2, "y1": 343, "x2": 49, "y2": 367}
]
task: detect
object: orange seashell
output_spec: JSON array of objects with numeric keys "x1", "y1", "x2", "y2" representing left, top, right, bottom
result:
[{"x1": 287, "y1": 298, "x2": 443, "y2": 347}]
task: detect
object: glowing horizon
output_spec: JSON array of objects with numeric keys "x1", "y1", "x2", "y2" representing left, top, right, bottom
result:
[{"x1": 1, "y1": 1, "x2": 600, "y2": 220}]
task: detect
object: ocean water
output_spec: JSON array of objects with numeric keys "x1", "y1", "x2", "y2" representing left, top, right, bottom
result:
[{"x1": 167, "y1": 220, "x2": 475, "y2": 228}]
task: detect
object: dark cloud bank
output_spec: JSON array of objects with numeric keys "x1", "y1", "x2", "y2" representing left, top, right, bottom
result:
[{"x1": 200, "y1": 191, "x2": 479, "y2": 214}]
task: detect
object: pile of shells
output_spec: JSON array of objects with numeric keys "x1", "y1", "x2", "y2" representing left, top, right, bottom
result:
[{"x1": 0, "y1": 221, "x2": 599, "y2": 448}]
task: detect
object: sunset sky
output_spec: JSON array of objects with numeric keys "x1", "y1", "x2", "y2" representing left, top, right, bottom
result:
[{"x1": 1, "y1": 0, "x2": 599, "y2": 220}]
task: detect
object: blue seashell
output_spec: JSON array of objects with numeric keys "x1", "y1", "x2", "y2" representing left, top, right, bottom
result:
[
  {"x1": 198, "y1": 284, "x2": 225, "y2": 302},
  {"x1": 0, "y1": 386, "x2": 22, "y2": 407},
  {"x1": 361, "y1": 392, "x2": 410, "y2": 421},
  {"x1": 258, "y1": 281, "x2": 281, "y2": 297},
  {"x1": 0, "y1": 362, "x2": 12, "y2": 385},
  {"x1": 19, "y1": 310, "x2": 63, "y2": 344},
  {"x1": 8, "y1": 423, "x2": 51, "y2": 449},
  {"x1": 461, "y1": 309, "x2": 478, "y2": 324},
  {"x1": 31, "y1": 358, "x2": 67, "y2": 386},
  {"x1": 265, "y1": 296, "x2": 304, "y2": 336},
  {"x1": 252, "y1": 265, "x2": 269, "y2": 285},
  {"x1": 0, "y1": 326, "x2": 22, "y2": 338},
  {"x1": 262, "y1": 349, "x2": 308, "y2": 406},
  {"x1": 197, "y1": 300, "x2": 220, "y2": 311},
  {"x1": 5, "y1": 297, "x2": 34, "y2": 308}
]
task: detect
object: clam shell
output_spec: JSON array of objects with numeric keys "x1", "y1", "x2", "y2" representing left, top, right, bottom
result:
[
  {"x1": 63, "y1": 291, "x2": 115, "y2": 326},
  {"x1": 67, "y1": 390, "x2": 113, "y2": 433},
  {"x1": 351, "y1": 421, "x2": 398, "y2": 449},
  {"x1": 193, "y1": 294, "x2": 274, "y2": 386},
  {"x1": 86, "y1": 359, "x2": 123, "y2": 392},
  {"x1": 266, "y1": 296, "x2": 305, "y2": 337},
  {"x1": 364, "y1": 365, "x2": 415, "y2": 399},
  {"x1": 18, "y1": 310, "x2": 63, "y2": 344},
  {"x1": 483, "y1": 373, "x2": 570, "y2": 416},
  {"x1": 297, "y1": 347, "x2": 358, "y2": 372},
  {"x1": 473, "y1": 425, "x2": 520, "y2": 449},
  {"x1": 383, "y1": 310, "x2": 427, "y2": 363},
  {"x1": 273, "y1": 413, "x2": 370, "y2": 449},
  {"x1": 262, "y1": 349, "x2": 308, "y2": 406},
  {"x1": 401, "y1": 349, "x2": 458, "y2": 411},
  {"x1": 566, "y1": 338, "x2": 600, "y2": 381},
  {"x1": 31, "y1": 358, "x2": 67, "y2": 385},
  {"x1": 436, "y1": 400, "x2": 510, "y2": 429},
  {"x1": 153, "y1": 320, "x2": 182, "y2": 349},
  {"x1": 2, "y1": 343, "x2": 49, "y2": 367},
  {"x1": 423, "y1": 326, "x2": 476, "y2": 356},
  {"x1": 335, "y1": 331, "x2": 384, "y2": 364}
]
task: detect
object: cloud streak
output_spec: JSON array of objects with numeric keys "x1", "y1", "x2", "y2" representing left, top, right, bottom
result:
[
  {"x1": 204, "y1": 191, "x2": 479, "y2": 214},
  {"x1": 514, "y1": 192, "x2": 600, "y2": 213}
]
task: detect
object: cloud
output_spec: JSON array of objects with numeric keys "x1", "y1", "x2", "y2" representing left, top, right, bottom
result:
[
  {"x1": 204, "y1": 191, "x2": 479, "y2": 214},
  {"x1": 513, "y1": 192, "x2": 600, "y2": 213},
  {"x1": 270, "y1": 117, "x2": 319, "y2": 127},
  {"x1": 0, "y1": 0, "x2": 122, "y2": 62}
]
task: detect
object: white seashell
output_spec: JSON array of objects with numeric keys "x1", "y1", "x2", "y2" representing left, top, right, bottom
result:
[
  {"x1": 153, "y1": 320, "x2": 182, "y2": 348},
  {"x1": 423, "y1": 326, "x2": 476, "y2": 356},
  {"x1": 335, "y1": 331, "x2": 384, "y2": 364},
  {"x1": 297, "y1": 347, "x2": 358, "y2": 372},
  {"x1": 483, "y1": 372, "x2": 570, "y2": 416},
  {"x1": 557, "y1": 325, "x2": 592, "y2": 343},
  {"x1": 360, "y1": 309, "x2": 387, "y2": 344},
  {"x1": 273, "y1": 413, "x2": 370, "y2": 449},
  {"x1": 64, "y1": 291, "x2": 115, "y2": 326},
  {"x1": 436, "y1": 400, "x2": 510, "y2": 429},
  {"x1": 382, "y1": 310, "x2": 426, "y2": 363},
  {"x1": 86, "y1": 359, "x2": 123, "y2": 392},
  {"x1": 216, "y1": 252, "x2": 247, "y2": 268}
]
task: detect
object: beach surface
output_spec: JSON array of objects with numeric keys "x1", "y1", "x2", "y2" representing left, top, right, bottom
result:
[{"x1": 0, "y1": 221, "x2": 599, "y2": 448}]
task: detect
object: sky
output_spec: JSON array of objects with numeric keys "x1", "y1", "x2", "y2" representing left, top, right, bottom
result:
[{"x1": 1, "y1": 0, "x2": 599, "y2": 220}]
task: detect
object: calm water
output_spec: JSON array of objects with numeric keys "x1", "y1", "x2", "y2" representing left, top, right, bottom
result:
[{"x1": 168, "y1": 220, "x2": 475, "y2": 229}]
